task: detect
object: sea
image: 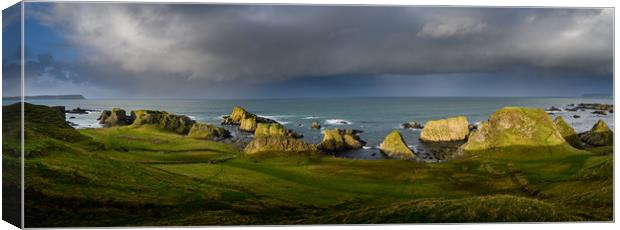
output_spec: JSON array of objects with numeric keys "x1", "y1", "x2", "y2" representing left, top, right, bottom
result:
[{"x1": 4, "y1": 97, "x2": 614, "y2": 161}]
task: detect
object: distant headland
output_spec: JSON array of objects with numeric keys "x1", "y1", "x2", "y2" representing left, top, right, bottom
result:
[{"x1": 2, "y1": 94, "x2": 86, "y2": 100}]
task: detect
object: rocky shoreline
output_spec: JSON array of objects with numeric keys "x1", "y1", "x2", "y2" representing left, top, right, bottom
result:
[{"x1": 71, "y1": 102, "x2": 613, "y2": 162}]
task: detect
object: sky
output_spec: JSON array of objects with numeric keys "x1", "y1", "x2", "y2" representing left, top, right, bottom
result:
[{"x1": 2, "y1": 3, "x2": 614, "y2": 99}]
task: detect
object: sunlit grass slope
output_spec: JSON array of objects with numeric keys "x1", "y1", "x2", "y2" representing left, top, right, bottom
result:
[{"x1": 5, "y1": 103, "x2": 612, "y2": 226}]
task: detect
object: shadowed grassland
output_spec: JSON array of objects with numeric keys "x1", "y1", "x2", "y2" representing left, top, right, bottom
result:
[{"x1": 4, "y1": 104, "x2": 613, "y2": 226}]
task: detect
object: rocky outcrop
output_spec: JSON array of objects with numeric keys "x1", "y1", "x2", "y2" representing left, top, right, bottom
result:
[
  {"x1": 546, "y1": 106, "x2": 562, "y2": 112},
  {"x1": 553, "y1": 117, "x2": 582, "y2": 149},
  {"x1": 239, "y1": 116, "x2": 257, "y2": 132},
  {"x1": 420, "y1": 116, "x2": 469, "y2": 142},
  {"x1": 131, "y1": 110, "x2": 195, "y2": 134},
  {"x1": 580, "y1": 120, "x2": 613, "y2": 146},
  {"x1": 592, "y1": 110, "x2": 608, "y2": 115},
  {"x1": 67, "y1": 107, "x2": 94, "y2": 114},
  {"x1": 244, "y1": 137, "x2": 318, "y2": 155},
  {"x1": 51, "y1": 106, "x2": 66, "y2": 120},
  {"x1": 244, "y1": 123, "x2": 316, "y2": 154},
  {"x1": 317, "y1": 128, "x2": 365, "y2": 152},
  {"x1": 311, "y1": 121, "x2": 321, "y2": 129},
  {"x1": 254, "y1": 123, "x2": 301, "y2": 139},
  {"x1": 187, "y1": 123, "x2": 231, "y2": 140},
  {"x1": 221, "y1": 106, "x2": 277, "y2": 126},
  {"x1": 98, "y1": 108, "x2": 133, "y2": 127},
  {"x1": 379, "y1": 130, "x2": 418, "y2": 160},
  {"x1": 401, "y1": 121, "x2": 423, "y2": 129},
  {"x1": 460, "y1": 107, "x2": 580, "y2": 156},
  {"x1": 576, "y1": 103, "x2": 613, "y2": 112}
]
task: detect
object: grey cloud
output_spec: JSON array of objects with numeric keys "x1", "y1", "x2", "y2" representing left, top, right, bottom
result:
[{"x1": 28, "y1": 4, "x2": 613, "y2": 97}]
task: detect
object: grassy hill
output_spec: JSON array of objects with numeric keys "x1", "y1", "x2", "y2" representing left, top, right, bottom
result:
[{"x1": 3, "y1": 103, "x2": 613, "y2": 227}]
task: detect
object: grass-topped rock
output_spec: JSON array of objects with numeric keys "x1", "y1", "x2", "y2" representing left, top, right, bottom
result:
[
  {"x1": 461, "y1": 107, "x2": 582, "y2": 157},
  {"x1": 98, "y1": 108, "x2": 133, "y2": 127},
  {"x1": 187, "y1": 123, "x2": 231, "y2": 140},
  {"x1": 420, "y1": 116, "x2": 469, "y2": 142},
  {"x1": 379, "y1": 130, "x2": 418, "y2": 160},
  {"x1": 244, "y1": 123, "x2": 317, "y2": 155},
  {"x1": 222, "y1": 106, "x2": 278, "y2": 133},
  {"x1": 317, "y1": 128, "x2": 365, "y2": 152},
  {"x1": 580, "y1": 120, "x2": 613, "y2": 146},
  {"x1": 553, "y1": 117, "x2": 583, "y2": 149},
  {"x1": 130, "y1": 109, "x2": 195, "y2": 134}
]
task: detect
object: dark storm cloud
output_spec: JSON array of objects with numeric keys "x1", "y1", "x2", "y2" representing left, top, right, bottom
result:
[{"x1": 26, "y1": 3, "x2": 613, "y2": 97}]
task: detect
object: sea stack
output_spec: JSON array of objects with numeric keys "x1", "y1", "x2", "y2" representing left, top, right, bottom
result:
[
  {"x1": 420, "y1": 116, "x2": 469, "y2": 142},
  {"x1": 379, "y1": 130, "x2": 418, "y2": 160},
  {"x1": 460, "y1": 107, "x2": 581, "y2": 157},
  {"x1": 317, "y1": 128, "x2": 365, "y2": 152},
  {"x1": 581, "y1": 120, "x2": 613, "y2": 146}
]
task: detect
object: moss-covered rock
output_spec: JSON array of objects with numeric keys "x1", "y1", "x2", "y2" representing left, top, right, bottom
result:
[
  {"x1": 130, "y1": 109, "x2": 195, "y2": 134},
  {"x1": 187, "y1": 123, "x2": 231, "y2": 140},
  {"x1": 98, "y1": 108, "x2": 132, "y2": 127},
  {"x1": 581, "y1": 120, "x2": 613, "y2": 146},
  {"x1": 317, "y1": 128, "x2": 365, "y2": 152},
  {"x1": 255, "y1": 123, "x2": 287, "y2": 138},
  {"x1": 244, "y1": 137, "x2": 317, "y2": 155},
  {"x1": 379, "y1": 130, "x2": 418, "y2": 160},
  {"x1": 420, "y1": 116, "x2": 469, "y2": 142},
  {"x1": 311, "y1": 121, "x2": 321, "y2": 129},
  {"x1": 461, "y1": 107, "x2": 581, "y2": 156},
  {"x1": 553, "y1": 117, "x2": 583, "y2": 149}
]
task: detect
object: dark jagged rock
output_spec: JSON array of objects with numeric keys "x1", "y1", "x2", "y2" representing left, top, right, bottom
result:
[
  {"x1": 401, "y1": 121, "x2": 424, "y2": 129},
  {"x1": 67, "y1": 107, "x2": 96, "y2": 114},
  {"x1": 592, "y1": 110, "x2": 607, "y2": 116},
  {"x1": 546, "y1": 106, "x2": 562, "y2": 112},
  {"x1": 317, "y1": 128, "x2": 366, "y2": 152},
  {"x1": 565, "y1": 107, "x2": 579, "y2": 112},
  {"x1": 573, "y1": 115, "x2": 581, "y2": 119},
  {"x1": 580, "y1": 120, "x2": 613, "y2": 146},
  {"x1": 576, "y1": 103, "x2": 613, "y2": 112}
]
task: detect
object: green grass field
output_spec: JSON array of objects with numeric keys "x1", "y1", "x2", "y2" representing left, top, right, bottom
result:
[{"x1": 2, "y1": 104, "x2": 613, "y2": 226}]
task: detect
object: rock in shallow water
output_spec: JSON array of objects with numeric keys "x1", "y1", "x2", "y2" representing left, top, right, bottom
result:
[
  {"x1": 401, "y1": 121, "x2": 424, "y2": 129},
  {"x1": 580, "y1": 120, "x2": 613, "y2": 147},
  {"x1": 379, "y1": 130, "x2": 419, "y2": 160},
  {"x1": 420, "y1": 116, "x2": 469, "y2": 142},
  {"x1": 317, "y1": 128, "x2": 365, "y2": 152}
]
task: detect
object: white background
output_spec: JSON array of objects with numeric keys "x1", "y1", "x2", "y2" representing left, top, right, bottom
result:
[{"x1": 0, "y1": 0, "x2": 617, "y2": 230}]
